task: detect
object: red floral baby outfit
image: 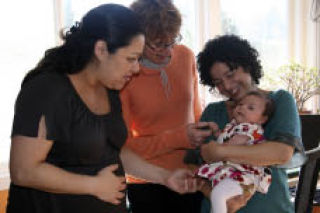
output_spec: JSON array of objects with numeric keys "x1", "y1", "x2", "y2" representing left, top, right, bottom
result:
[{"x1": 197, "y1": 120, "x2": 272, "y2": 194}]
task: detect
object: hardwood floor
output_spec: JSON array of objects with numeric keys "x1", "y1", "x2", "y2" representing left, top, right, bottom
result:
[
  {"x1": 0, "y1": 190, "x2": 8, "y2": 213},
  {"x1": 314, "y1": 206, "x2": 320, "y2": 213}
]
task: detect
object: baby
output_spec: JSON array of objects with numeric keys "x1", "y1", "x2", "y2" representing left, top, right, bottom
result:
[{"x1": 197, "y1": 91, "x2": 274, "y2": 213}]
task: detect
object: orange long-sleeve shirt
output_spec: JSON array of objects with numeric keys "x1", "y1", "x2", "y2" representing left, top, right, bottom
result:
[{"x1": 120, "y1": 45, "x2": 202, "y2": 183}]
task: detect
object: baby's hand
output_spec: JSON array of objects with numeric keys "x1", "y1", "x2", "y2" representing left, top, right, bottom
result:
[{"x1": 226, "y1": 134, "x2": 250, "y2": 145}]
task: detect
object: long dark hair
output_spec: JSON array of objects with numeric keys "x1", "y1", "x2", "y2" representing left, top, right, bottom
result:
[{"x1": 22, "y1": 4, "x2": 143, "y2": 86}]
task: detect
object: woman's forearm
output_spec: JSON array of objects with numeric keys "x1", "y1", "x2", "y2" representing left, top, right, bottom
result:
[
  {"x1": 202, "y1": 141, "x2": 294, "y2": 166},
  {"x1": 120, "y1": 147, "x2": 170, "y2": 184},
  {"x1": 11, "y1": 132, "x2": 125, "y2": 204},
  {"x1": 11, "y1": 161, "x2": 96, "y2": 195},
  {"x1": 223, "y1": 142, "x2": 293, "y2": 166},
  {"x1": 10, "y1": 136, "x2": 98, "y2": 196},
  {"x1": 120, "y1": 147, "x2": 197, "y2": 194}
]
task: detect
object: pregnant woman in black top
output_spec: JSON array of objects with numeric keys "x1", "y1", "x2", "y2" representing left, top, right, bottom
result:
[{"x1": 6, "y1": 4, "x2": 195, "y2": 213}]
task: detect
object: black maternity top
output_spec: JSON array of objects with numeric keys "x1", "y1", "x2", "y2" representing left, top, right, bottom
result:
[{"x1": 7, "y1": 72, "x2": 128, "y2": 213}]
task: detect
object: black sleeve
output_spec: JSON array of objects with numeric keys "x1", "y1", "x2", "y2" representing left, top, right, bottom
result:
[{"x1": 11, "y1": 73, "x2": 65, "y2": 141}]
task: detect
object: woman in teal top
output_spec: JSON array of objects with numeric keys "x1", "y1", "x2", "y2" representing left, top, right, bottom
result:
[{"x1": 194, "y1": 35, "x2": 305, "y2": 213}]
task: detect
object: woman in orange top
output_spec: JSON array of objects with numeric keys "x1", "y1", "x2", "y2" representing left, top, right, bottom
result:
[{"x1": 120, "y1": 0, "x2": 212, "y2": 212}]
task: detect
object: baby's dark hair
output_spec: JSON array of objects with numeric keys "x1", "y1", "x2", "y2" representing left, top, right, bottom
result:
[{"x1": 240, "y1": 91, "x2": 275, "y2": 119}]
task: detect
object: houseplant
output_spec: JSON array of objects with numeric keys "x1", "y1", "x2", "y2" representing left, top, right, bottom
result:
[{"x1": 278, "y1": 62, "x2": 320, "y2": 112}]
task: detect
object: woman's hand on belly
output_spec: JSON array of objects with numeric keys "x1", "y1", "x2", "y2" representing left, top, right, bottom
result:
[{"x1": 90, "y1": 164, "x2": 126, "y2": 204}]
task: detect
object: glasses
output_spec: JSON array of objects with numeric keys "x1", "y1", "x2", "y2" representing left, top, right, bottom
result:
[{"x1": 146, "y1": 34, "x2": 182, "y2": 51}]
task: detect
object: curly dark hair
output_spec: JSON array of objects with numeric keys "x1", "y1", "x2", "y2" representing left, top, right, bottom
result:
[
  {"x1": 22, "y1": 4, "x2": 143, "y2": 86},
  {"x1": 197, "y1": 35, "x2": 263, "y2": 90},
  {"x1": 130, "y1": 0, "x2": 181, "y2": 41}
]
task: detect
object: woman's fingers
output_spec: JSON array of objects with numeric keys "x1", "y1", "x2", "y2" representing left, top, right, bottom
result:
[
  {"x1": 117, "y1": 182, "x2": 126, "y2": 191},
  {"x1": 187, "y1": 123, "x2": 213, "y2": 147},
  {"x1": 93, "y1": 165, "x2": 128, "y2": 204}
]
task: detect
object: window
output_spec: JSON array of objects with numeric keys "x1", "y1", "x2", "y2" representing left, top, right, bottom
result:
[
  {"x1": 219, "y1": 0, "x2": 290, "y2": 94},
  {"x1": 0, "y1": 0, "x2": 56, "y2": 189},
  {"x1": 61, "y1": 0, "x2": 134, "y2": 28},
  {"x1": 60, "y1": 0, "x2": 197, "y2": 49},
  {"x1": 221, "y1": 0, "x2": 289, "y2": 69}
]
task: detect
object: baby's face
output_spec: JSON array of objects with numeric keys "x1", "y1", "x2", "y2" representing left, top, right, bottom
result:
[{"x1": 233, "y1": 95, "x2": 267, "y2": 124}]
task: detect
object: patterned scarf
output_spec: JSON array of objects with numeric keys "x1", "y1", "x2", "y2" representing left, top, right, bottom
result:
[{"x1": 140, "y1": 57, "x2": 171, "y2": 99}]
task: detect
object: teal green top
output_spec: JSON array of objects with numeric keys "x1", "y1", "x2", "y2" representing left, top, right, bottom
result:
[{"x1": 199, "y1": 90, "x2": 304, "y2": 213}]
